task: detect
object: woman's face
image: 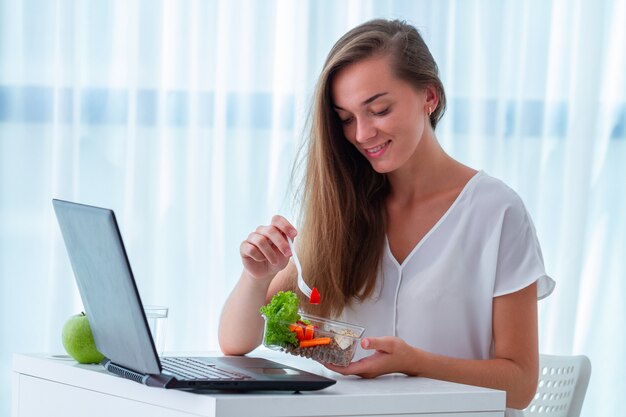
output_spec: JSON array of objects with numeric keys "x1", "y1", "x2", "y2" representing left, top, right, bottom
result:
[{"x1": 331, "y1": 55, "x2": 432, "y2": 174}]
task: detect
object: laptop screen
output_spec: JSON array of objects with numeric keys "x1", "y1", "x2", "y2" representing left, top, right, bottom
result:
[{"x1": 53, "y1": 199, "x2": 161, "y2": 374}]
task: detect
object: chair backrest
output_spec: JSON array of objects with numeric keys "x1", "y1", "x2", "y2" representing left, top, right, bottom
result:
[{"x1": 523, "y1": 354, "x2": 591, "y2": 417}]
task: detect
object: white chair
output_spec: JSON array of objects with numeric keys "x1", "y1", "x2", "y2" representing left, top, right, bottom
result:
[{"x1": 523, "y1": 354, "x2": 591, "y2": 417}]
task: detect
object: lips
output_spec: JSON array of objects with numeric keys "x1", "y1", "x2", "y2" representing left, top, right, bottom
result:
[{"x1": 364, "y1": 140, "x2": 391, "y2": 157}]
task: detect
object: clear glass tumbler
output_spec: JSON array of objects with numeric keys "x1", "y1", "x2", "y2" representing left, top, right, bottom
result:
[{"x1": 144, "y1": 305, "x2": 168, "y2": 355}]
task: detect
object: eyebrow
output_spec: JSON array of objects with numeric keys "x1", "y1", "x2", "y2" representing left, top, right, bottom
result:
[{"x1": 334, "y1": 92, "x2": 389, "y2": 110}]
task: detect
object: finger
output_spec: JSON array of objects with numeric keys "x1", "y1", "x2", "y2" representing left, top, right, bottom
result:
[
  {"x1": 361, "y1": 337, "x2": 393, "y2": 353},
  {"x1": 322, "y1": 363, "x2": 349, "y2": 374},
  {"x1": 239, "y1": 240, "x2": 267, "y2": 263},
  {"x1": 323, "y1": 362, "x2": 360, "y2": 376},
  {"x1": 271, "y1": 215, "x2": 297, "y2": 239},
  {"x1": 256, "y1": 225, "x2": 292, "y2": 257},
  {"x1": 246, "y1": 232, "x2": 282, "y2": 265},
  {"x1": 323, "y1": 357, "x2": 370, "y2": 375}
]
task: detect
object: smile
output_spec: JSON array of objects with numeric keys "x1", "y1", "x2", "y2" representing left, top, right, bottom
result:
[{"x1": 365, "y1": 140, "x2": 391, "y2": 157}]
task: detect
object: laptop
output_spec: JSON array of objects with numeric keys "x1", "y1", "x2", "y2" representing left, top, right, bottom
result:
[{"x1": 52, "y1": 198, "x2": 335, "y2": 391}]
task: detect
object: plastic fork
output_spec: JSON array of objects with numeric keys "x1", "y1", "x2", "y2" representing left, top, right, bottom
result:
[{"x1": 287, "y1": 237, "x2": 321, "y2": 304}]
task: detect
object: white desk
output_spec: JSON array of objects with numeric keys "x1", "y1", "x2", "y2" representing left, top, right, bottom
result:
[{"x1": 12, "y1": 352, "x2": 505, "y2": 417}]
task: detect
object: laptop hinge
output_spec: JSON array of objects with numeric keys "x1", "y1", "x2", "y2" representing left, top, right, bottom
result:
[{"x1": 101, "y1": 358, "x2": 176, "y2": 388}]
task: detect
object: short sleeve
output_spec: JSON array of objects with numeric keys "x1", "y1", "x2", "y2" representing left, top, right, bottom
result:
[{"x1": 493, "y1": 195, "x2": 555, "y2": 300}]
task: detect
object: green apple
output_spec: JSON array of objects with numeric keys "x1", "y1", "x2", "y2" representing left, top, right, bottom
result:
[{"x1": 61, "y1": 312, "x2": 105, "y2": 364}]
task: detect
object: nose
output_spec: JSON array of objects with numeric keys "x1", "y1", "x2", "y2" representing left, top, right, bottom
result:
[{"x1": 354, "y1": 117, "x2": 377, "y2": 143}]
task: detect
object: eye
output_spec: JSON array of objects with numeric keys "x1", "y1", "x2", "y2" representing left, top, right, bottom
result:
[
  {"x1": 340, "y1": 116, "x2": 354, "y2": 125},
  {"x1": 373, "y1": 107, "x2": 390, "y2": 116}
]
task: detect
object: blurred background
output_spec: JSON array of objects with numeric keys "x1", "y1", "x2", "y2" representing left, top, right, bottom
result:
[{"x1": 1, "y1": 0, "x2": 624, "y2": 416}]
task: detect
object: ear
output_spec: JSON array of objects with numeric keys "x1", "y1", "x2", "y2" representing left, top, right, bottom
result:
[{"x1": 424, "y1": 85, "x2": 439, "y2": 113}]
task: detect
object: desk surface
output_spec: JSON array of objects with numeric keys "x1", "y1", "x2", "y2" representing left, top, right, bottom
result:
[{"x1": 13, "y1": 351, "x2": 505, "y2": 417}]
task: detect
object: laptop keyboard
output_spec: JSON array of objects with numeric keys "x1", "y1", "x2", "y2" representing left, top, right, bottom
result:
[{"x1": 161, "y1": 357, "x2": 253, "y2": 381}]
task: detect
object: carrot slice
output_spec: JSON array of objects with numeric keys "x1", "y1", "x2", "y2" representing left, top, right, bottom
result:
[
  {"x1": 304, "y1": 324, "x2": 315, "y2": 340},
  {"x1": 299, "y1": 337, "x2": 331, "y2": 348},
  {"x1": 289, "y1": 323, "x2": 305, "y2": 340},
  {"x1": 295, "y1": 327, "x2": 305, "y2": 341}
]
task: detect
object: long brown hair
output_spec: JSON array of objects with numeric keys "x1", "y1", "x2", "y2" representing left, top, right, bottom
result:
[{"x1": 293, "y1": 19, "x2": 446, "y2": 317}]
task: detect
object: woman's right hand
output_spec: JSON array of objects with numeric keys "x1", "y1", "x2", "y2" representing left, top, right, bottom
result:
[{"x1": 239, "y1": 215, "x2": 297, "y2": 280}]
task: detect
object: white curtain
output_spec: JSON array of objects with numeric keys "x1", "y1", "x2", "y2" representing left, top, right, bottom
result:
[{"x1": 1, "y1": 1, "x2": 624, "y2": 416}]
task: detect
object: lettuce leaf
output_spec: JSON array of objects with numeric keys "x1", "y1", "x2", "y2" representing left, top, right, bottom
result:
[{"x1": 259, "y1": 291, "x2": 301, "y2": 347}]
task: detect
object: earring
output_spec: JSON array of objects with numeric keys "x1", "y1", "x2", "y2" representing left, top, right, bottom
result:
[{"x1": 428, "y1": 106, "x2": 433, "y2": 116}]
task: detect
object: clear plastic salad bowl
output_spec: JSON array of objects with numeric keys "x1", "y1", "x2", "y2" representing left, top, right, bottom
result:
[{"x1": 262, "y1": 312, "x2": 365, "y2": 367}]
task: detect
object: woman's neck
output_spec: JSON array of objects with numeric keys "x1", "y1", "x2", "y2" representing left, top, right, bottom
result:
[{"x1": 386, "y1": 131, "x2": 461, "y2": 206}]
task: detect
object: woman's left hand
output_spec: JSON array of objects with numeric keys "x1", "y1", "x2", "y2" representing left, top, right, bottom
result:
[{"x1": 324, "y1": 336, "x2": 420, "y2": 378}]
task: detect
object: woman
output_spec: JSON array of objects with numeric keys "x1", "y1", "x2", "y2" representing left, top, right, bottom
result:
[{"x1": 219, "y1": 19, "x2": 554, "y2": 413}]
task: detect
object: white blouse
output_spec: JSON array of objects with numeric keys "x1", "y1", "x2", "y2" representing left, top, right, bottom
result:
[{"x1": 339, "y1": 170, "x2": 555, "y2": 363}]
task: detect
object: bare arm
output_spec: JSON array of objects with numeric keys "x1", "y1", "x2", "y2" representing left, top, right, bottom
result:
[
  {"x1": 218, "y1": 269, "x2": 292, "y2": 355},
  {"x1": 327, "y1": 282, "x2": 539, "y2": 410},
  {"x1": 218, "y1": 216, "x2": 296, "y2": 355},
  {"x1": 418, "y1": 282, "x2": 538, "y2": 408}
]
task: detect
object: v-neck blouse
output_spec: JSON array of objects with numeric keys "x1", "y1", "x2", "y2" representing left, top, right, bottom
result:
[{"x1": 338, "y1": 170, "x2": 555, "y2": 362}]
